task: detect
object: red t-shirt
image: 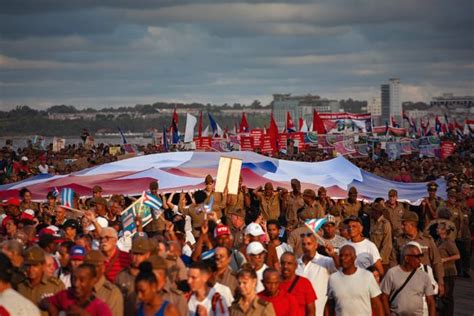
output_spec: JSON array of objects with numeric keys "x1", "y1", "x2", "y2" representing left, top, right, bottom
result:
[
  {"x1": 105, "y1": 248, "x2": 131, "y2": 282},
  {"x1": 258, "y1": 289, "x2": 300, "y2": 316},
  {"x1": 279, "y1": 275, "x2": 317, "y2": 316},
  {"x1": 48, "y1": 289, "x2": 112, "y2": 316}
]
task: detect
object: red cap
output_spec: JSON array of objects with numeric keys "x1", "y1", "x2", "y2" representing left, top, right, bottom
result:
[
  {"x1": 214, "y1": 224, "x2": 231, "y2": 238},
  {"x1": 20, "y1": 209, "x2": 35, "y2": 221},
  {"x1": 2, "y1": 197, "x2": 21, "y2": 207}
]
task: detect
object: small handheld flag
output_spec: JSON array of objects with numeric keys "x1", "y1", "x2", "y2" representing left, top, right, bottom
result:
[
  {"x1": 304, "y1": 217, "x2": 328, "y2": 233},
  {"x1": 142, "y1": 191, "x2": 163, "y2": 210},
  {"x1": 60, "y1": 188, "x2": 74, "y2": 208}
]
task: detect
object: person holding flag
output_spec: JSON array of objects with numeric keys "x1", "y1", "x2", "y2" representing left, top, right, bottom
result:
[{"x1": 142, "y1": 181, "x2": 169, "y2": 238}]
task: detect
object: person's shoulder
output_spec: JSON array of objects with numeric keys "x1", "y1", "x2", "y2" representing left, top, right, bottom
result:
[
  {"x1": 46, "y1": 276, "x2": 64, "y2": 288},
  {"x1": 256, "y1": 297, "x2": 271, "y2": 307},
  {"x1": 103, "y1": 279, "x2": 120, "y2": 292}
]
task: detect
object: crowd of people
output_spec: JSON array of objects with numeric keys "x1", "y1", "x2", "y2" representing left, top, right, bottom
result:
[{"x1": 0, "y1": 135, "x2": 472, "y2": 316}]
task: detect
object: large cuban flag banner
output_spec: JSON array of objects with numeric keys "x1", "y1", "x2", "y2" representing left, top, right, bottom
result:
[{"x1": 0, "y1": 152, "x2": 445, "y2": 204}]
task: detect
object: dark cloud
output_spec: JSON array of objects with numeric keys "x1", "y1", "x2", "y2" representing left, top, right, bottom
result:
[{"x1": 0, "y1": 0, "x2": 472, "y2": 109}]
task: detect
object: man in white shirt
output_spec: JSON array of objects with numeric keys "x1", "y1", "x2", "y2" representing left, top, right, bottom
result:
[
  {"x1": 247, "y1": 241, "x2": 268, "y2": 293},
  {"x1": 297, "y1": 234, "x2": 338, "y2": 316},
  {"x1": 325, "y1": 245, "x2": 384, "y2": 316},
  {"x1": 187, "y1": 262, "x2": 229, "y2": 316},
  {"x1": 344, "y1": 215, "x2": 385, "y2": 277},
  {"x1": 0, "y1": 252, "x2": 40, "y2": 316}
]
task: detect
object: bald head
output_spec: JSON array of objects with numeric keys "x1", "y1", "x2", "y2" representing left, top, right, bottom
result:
[{"x1": 339, "y1": 245, "x2": 356, "y2": 270}]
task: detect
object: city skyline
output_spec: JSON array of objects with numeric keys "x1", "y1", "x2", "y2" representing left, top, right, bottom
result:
[{"x1": 1, "y1": 0, "x2": 472, "y2": 110}]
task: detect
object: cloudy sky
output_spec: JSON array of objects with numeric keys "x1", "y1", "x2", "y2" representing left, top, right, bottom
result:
[{"x1": 1, "y1": 0, "x2": 473, "y2": 109}]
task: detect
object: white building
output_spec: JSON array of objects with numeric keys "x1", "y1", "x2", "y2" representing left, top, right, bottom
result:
[
  {"x1": 380, "y1": 78, "x2": 402, "y2": 125},
  {"x1": 367, "y1": 96, "x2": 381, "y2": 125},
  {"x1": 272, "y1": 94, "x2": 340, "y2": 128}
]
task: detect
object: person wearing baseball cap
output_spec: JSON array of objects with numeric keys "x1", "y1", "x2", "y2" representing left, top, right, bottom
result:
[
  {"x1": 319, "y1": 215, "x2": 346, "y2": 254},
  {"x1": 345, "y1": 215, "x2": 385, "y2": 278},
  {"x1": 244, "y1": 222, "x2": 265, "y2": 242},
  {"x1": 69, "y1": 245, "x2": 86, "y2": 271},
  {"x1": 369, "y1": 203, "x2": 393, "y2": 271},
  {"x1": 17, "y1": 246, "x2": 65, "y2": 312},
  {"x1": 116, "y1": 236, "x2": 152, "y2": 316},
  {"x1": 84, "y1": 250, "x2": 124, "y2": 316},
  {"x1": 0, "y1": 252, "x2": 41, "y2": 316},
  {"x1": 422, "y1": 181, "x2": 444, "y2": 230},
  {"x1": 214, "y1": 223, "x2": 246, "y2": 272},
  {"x1": 394, "y1": 211, "x2": 445, "y2": 297},
  {"x1": 246, "y1": 241, "x2": 268, "y2": 292},
  {"x1": 255, "y1": 182, "x2": 280, "y2": 221},
  {"x1": 300, "y1": 188, "x2": 325, "y2": 220},
  {"x1": 384, "y1": 189, "x2": 408, "y2": 238},
  {"x1": 62, "y1": 219, "x2": 79, "y2": 241},
  {"x1": 228, "y1": 207, "x2": 246, "y2": 248},
  {"x1": 2, "y1": 197, "x2": 21, "y2": 220},
  {"x1": 285, "y1": 178, "x2": 304, "y2": 231},
  {"x1": 336, "y1": 186, "x2": 363, "y2": 219}
]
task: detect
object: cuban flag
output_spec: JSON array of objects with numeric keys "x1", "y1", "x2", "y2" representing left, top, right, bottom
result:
[
  {"x1": 142, "y1": 191, "x2": 163, "y2": 210},
  {"x1": 305, "y1": 217, "x2": 327, "y2": 233},
  {"x1": 208, "y1": 113, "x2": 223, "y2": 137},
  {"x1": 60, "y1": 188, "x2": 74, "y2": 208},
  {"x1": 286, "y1": 111, "x2": 296, "y2": 133},
  {"x1": 52, "y1": 187, "x2": 60, "y2": 197}
]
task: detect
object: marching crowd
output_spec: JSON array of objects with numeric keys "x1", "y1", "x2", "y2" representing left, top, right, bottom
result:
[{"x1": 0, "y1": 136, "x2": 472, "y2": 316}]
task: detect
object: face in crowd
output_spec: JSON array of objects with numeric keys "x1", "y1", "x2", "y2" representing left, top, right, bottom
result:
[
  {"x1": 262, "y1": 270, "x2": 280, "y2": 297},
  {"x1": 280, "y1": 252, "x2": 297, "y2": 280},
  {"x1": 339, "y1": 245, "x2": 356, "y2": 270},
  {"x1": 323, "y1": 222, "x2": 337, "y2": 239},
  {"x1": 215, "y1": 247, "x2": 231, "y2": 272},
  {"x1": 347, "y1": 220, "x2": 362, "y2": 239},
  {"x1": 248, "y1": 251, "x2": 265, "y2": 270},
  {"x1": 302, "y1": 235, "x2": 317, "y2": 258},
  {"x1": 403, "y1": 246, "x2": 423, "y2": 270},
  {"x1": 266, "y1": 223, "x2": 280, "y2": 241},
  {"x1": 73, "y1": 265, "x2": 96, "y2": 301},
  {"x1": 187, "y1": 267, "x2": 210, "y2": 292},
  {"x1": 238, "y1": 272, "x2": 257, "y2": 298}
]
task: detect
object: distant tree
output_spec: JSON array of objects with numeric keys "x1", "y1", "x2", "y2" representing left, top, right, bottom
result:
[
  {"x1": 47, "y1": 105, "x2": 78, "y2": 113},
  {"x1": 250, "y1": 100, "x2": 262, "y2": 108}
]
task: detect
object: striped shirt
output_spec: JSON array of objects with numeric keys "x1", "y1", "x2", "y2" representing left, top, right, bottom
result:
[{"x1": 104, "y1": 248, "x2": 131, "y2": 282}]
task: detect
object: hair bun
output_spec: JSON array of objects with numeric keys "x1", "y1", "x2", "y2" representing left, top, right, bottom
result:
[{"x1": 138, "y1": 261, "x2": 153, "y2": 273}]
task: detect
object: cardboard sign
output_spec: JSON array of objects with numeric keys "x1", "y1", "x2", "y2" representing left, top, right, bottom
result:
[
  {"x1": 109, "y1": 146, "x2": 121, "y2": 156},
  {"x1": 215, "y1": 157, "x2": 242, "y2": 195},
  {"x1": 52, "y1": 137, "x2": 66, "y2": 152}
]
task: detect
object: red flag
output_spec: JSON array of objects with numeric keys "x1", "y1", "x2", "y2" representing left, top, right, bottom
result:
[
  {"x1": 198, "y1": 111, "x2": 203, "y2": 138},
  {"x1": 171, "y1": 107, "x2": 179, "y2": 128},
  {"x1": 286, "y1": 112, "x2": 296, "y2": 132},
  {"x1": 298, "y1": 117, "x2": 303, "y2": 131},
  {"x1": 240, "y1": 112, "x2": 249, "y2": 133},
  {"x1": 312, "y1": 110, "x2": 326, "y2": 134},
  {"x1": 268, "y1": 113, "x2": 279, "y2": 151}
]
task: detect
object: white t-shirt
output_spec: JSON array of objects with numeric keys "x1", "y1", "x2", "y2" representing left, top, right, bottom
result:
[
  {"x1": 188, "y1": 287, "x2": 229, "y2": 316},
  {"x1": 38, "y1": 164, "x2": 49, "y2": 174},
  {"x1": 0, "y1": 288, "x2": 41, "y2": 316},
  {"x1": 327, "y1": 268, "x2": 381, "y2": 316},
  {"x1": 256, "y1": 264, "x2": 268, "y2": 293},
  {"x1": 213, "y1": 282, "x2": 235, "y2": 306},
  {"x1": 275, "y1": 242, "x2": 293, "y2": 261},
  {"x1": 345, "y1": 239, "x2": 382, "y2": 268},
  {"x1": 297, "y1": 253, "x2": 337, "y2": 316}
]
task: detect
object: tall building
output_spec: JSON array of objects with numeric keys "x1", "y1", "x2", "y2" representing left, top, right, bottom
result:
[
  {"x1": 367, "y1": 96, "x2": 382, "y2": 125},
  {"x1": 272, "y1": 94, "x2": 340, "y2": 128},
  {"x1": 380, "y1": 78, "x2": 402, "y2": 125}
]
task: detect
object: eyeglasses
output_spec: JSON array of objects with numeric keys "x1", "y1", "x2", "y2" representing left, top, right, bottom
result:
[{"x1": 300, "y1": 233, "x2": 313, "y2": 238}]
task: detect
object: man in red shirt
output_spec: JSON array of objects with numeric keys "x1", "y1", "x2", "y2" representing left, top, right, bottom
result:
[
  {"x1": 258, "y1": 267, "x2": 299, "y2": 316},
  {"x1": 99, "y1": 227, "x2": 131, "y2": 282},
  {"x1": 46, "y1": 263, "x2": 112, "y2": 316},
  {"x1": 279, "y1": 252, "x2": 316, "y2": 316}
]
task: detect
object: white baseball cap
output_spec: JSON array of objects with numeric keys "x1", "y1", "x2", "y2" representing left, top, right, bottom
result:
[
  {"x1": 87, "y1": 216, "x2": 109, "y2": 231},
  {"x1": 244, "y1": 222, "x2": 265, "y2": 237},
  {"x1": 246, "y1": 241, "x2": 267, "y2": 256},
  {"x1": 21, "y1": 156, "x2": 28, "y2": 161}
]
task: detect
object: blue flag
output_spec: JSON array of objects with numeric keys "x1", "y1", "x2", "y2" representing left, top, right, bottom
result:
[
  {"x1": 208, "y1": 113, "x2": 219, "y2": 136},
  {"x1": 162, "y1": 127, "x2": 169, "y2": 152},
  {"x1": 117, "y1": 127, "x2": 128, "y2": 144}
]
